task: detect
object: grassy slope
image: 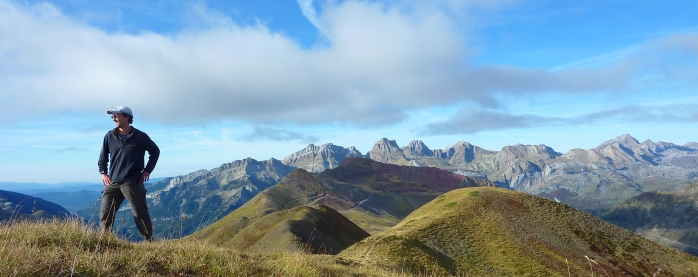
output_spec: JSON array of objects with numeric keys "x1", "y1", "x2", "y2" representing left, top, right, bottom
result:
[
  {"x1": 0, "y1": 218, "x2": 413, "y2": 277},
  {"x1": 337, "y1": 187, "x2": 698, "y2": 276},
  {"x1": 223, "y1": 205, "x2": 370, "y2": 254}
]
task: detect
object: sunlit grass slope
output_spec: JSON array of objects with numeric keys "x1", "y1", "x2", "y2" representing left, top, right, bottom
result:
[
  {"x1": 0, "y1": 218, "x2": 414, "y2": 277},
  {"x1": 337, "y1": 187, "x2": 698, "y2": 276}
]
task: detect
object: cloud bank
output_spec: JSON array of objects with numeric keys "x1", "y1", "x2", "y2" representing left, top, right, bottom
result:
[
  {"x1": 241, "y1": 126, "x2": 319, "y2": 144},
  {"x1": 0, "y1": 0, "x2": 696, "y2": 134},
  {"x1": 421, "y1": 104, "x2": 698, "y2": 135}
]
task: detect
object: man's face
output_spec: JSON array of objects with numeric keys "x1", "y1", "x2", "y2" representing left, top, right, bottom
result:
[{"x1": 111, "y1": 113, "x2": 129, "y2": 127}]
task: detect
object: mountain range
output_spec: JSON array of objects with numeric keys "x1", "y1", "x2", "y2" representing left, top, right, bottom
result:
[
  {"x1": 10, "y1": 136, "x2": 698, "y2": 274},
  {"x1": 286, "y1": 134, "x2": 698, "y2": 215},
  {"x1": 75, "y1": 134, "x2": 697, "y2": 241}
]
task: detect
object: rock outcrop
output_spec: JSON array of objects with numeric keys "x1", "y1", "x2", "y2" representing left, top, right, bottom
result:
[{"x1": 282, "y1": 143, "x2": 362, "y2": 173}]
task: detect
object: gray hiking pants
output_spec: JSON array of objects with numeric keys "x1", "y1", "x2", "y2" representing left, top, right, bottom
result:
[{"x1": 99, "y1": 180, "x2": 154, "y2": 241}]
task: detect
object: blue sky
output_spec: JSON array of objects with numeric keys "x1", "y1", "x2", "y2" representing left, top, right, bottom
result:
[{"x1": 1, "y1": 0, "x2": 697, "y2": 183}]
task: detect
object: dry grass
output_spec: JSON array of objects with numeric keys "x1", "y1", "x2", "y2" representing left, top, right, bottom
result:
[
  {"x1": 338, "y1": 187, "x2": 698, "y2": 276},
  {"x1": 0, "y1": 217, "x2": 420, "y2": 277}
]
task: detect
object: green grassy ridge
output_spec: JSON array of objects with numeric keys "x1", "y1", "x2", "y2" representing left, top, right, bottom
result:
[
  {"x1": 337, "y1": 187, "x2": 698, "y2": 276},
  {"x1": 222, "y1": 205, "x2": 369, "y2": 254},
  {"x1": 0, "y1": 218, "x2": 414, "y2": 277}
]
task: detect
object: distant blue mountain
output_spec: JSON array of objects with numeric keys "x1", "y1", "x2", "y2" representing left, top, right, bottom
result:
[
  {"x1": 1, "y1": 177, "x2": 169, "y2": 194},
  {"x1": 0, "y1": 182, "x2": 99, "y2": 192},
  {"x1": 0, "y1": 178, "x2": 170, "y2": 213},
  {"x1": 32, "y1": 190, "x2": 102, "y2": 212},
  {"x1": 0, "y1": 189, "x2": 70, "y2": 221}
]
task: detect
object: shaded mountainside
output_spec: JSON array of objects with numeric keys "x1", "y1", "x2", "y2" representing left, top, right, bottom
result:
[
  {"x1": 76, "y1": 158, "x2": 295, "y2": 239},
  {"x1": 281, "y1": 134, "x2": 698, "y2": 215},
  {"x1": 336, "y1": 187, "x2": 698, "y2": 276},
  {"x1": 220, "y1": 204, "x2": 369, "y2": 254},
  {"x1": 0, "y1": 190, "x2": 70, "y2": 220},
  {"x1": 601, "y1": 180, "x2": 698, "y2": 256},
  {"x1": 191, "y1": 158, "x2": 495, "y2": 248}
]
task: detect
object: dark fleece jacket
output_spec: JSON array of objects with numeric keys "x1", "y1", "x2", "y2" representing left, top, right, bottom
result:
[{"x1": 98, "y1": 127, "x2": 160, "y2": 183}]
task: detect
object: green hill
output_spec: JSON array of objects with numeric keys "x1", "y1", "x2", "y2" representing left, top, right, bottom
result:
[
  {"x1": 337, "y1": 187, "x2": 698, "y2": 276},
  {"x1": 222, "y1": 204, "x2": 369, "y2": 254},
  {"x1": 601, "y1": 180, "x2": 698, "y2": 255},
  {"x1": 192, "y1": 158, "x2": 494, "y2": 247}
]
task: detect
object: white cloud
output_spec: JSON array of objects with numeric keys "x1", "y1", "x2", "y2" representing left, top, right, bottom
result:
[
  {"x1": 241, "y1": 126, "x2": 318, "y2": 144},
  {"x1": 0, "y1": 0, "x2": 695, "y2": 129},
  {"x1": 421, "y1": 104, "x2": 698, "y2": 135},
  {"x1": 297, "y1": 0, "x2": 325, "y2": 36}
]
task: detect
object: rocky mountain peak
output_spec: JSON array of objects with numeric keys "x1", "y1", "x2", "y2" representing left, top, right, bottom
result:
[
  {"x1": 498, "y1": 144, "x2": 560, "y2": 160},
  {"x1": 402, "y1": 140, "x2": 432, "y2": 157},
  {"x1": 367, "y1": 138, "x2": 405, "y2": 163},
  {"x1": 685, "y1": 142, "x2": 698, "y2": 150},
  {"x1": 166, "y1": 169, "x2": 211, "y2": 187},
  {"x1": 596, "y1": 134, "x2": 640, "y2": 150},
  {"x1": 445, "y1": 140, "x2": 472, "y2": 149},
  {"x1": 640, "y1": 140, "x2": 680, "y2": 153},
  {"x1": 282, "y1": 143, "x2": 363, "y2": 173},
  {"x1": 346, "y1": 146, "x2": 361, "y2": 155},
  {"x1": 231, "y1": 157, "x2": 258, "y2": 169},
  {"x1": 438, "y1": 140, "x2": 490, "y2": 166}
]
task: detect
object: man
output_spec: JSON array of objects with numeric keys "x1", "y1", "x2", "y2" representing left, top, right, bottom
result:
[{"x1": 98, "y1": 106, "x2": 160, "y2": 241}]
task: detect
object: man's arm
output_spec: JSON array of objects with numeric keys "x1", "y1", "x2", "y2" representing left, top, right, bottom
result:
[
  {"x1": 141, "y1": 132, "x2": 160, "y2": 182},
  {"x1": 98, "y1": 133, "x2": 112, "y2": 186}
]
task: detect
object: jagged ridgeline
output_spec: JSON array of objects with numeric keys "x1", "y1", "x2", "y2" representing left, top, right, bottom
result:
[
  {"x1": 190, "y1": 158, "x2": 495, "y2": 253},
  {"x1": 336, "y1": 187, "x2": 698, "y2": 276},
  {"x1": 602, "y1": 180, "x2": 698, "y2": 256},
  {"x1": 0, "y1": 190, "x2": 70, "y2": 220},
  {"x1": 285, "y1": 135, "x2": 698, "y2": 216}
]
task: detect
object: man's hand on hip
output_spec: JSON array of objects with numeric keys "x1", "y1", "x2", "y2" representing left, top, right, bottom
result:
[
  {"x1": 141, "y1": 171, "x2": 151, "y2": 183},
  {"x1": 101, "y1": 174, "x2": 111, "y2": 186}
]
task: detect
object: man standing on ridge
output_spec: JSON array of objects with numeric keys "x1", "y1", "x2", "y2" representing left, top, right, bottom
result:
[{"x1": 98, "y1": 106, "x2": 160, "y2": 241}]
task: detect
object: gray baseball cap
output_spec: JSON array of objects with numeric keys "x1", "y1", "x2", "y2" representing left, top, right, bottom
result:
[{"x1": 107, "y1": 106, "x2": 133, "y2": 116}]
